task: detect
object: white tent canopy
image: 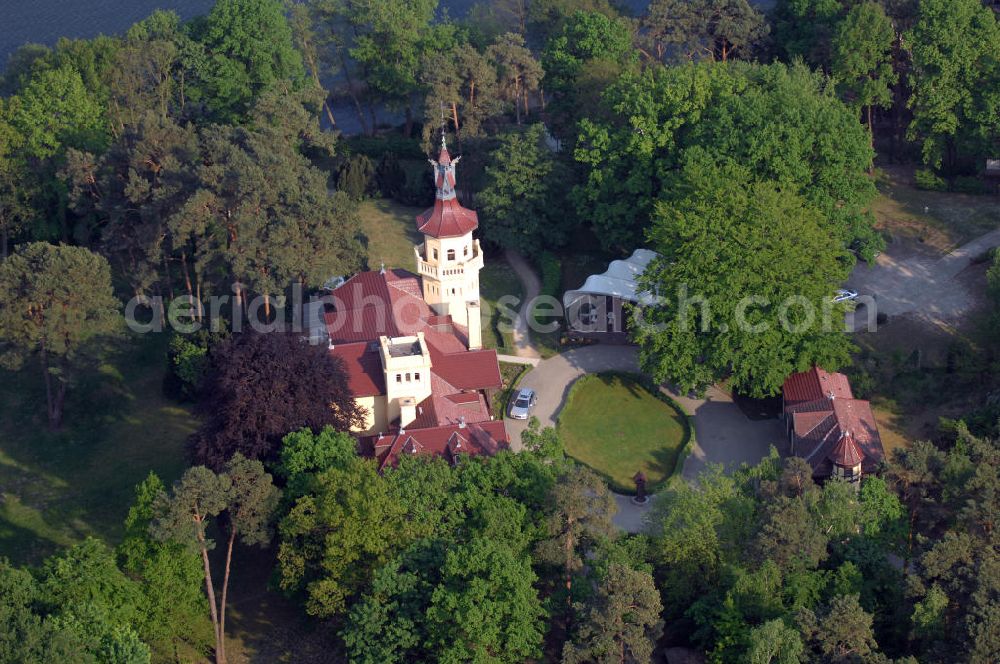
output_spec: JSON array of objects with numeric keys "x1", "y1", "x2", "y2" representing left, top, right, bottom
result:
[{"x1": 562, "y1": 248, "x2": 660, "y2": 313}]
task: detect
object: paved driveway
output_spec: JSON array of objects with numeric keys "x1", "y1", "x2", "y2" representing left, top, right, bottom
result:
[
  {"x1": 504, "y1": 345, "x2": 785, "y2": 531},
  {"x1": 846, "y1": 228, "x2": 1000, "y2": 329}
]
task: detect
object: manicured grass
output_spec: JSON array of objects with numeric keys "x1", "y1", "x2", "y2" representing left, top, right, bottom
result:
[
  {"x1": 357, "y1": 198, "x2": 425, "y2": 271},
  {"x1": 558, "y1": 373, "x2": 689, "y2": 494},
  {"x1": 0, "y1": 333, "x2": 197, "y2": 564},
  {"x1": 480, "y1": 259, "x2": 524, "y2": 353}
]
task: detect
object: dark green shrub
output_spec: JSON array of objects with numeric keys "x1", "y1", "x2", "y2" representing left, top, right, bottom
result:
[
  {"x1": 914, "y1": 168, "x2": 947, "y2": 192},
  {"x1": 988, "y1": 252, "x2": 1000, "y2": 300},
  {"x1": 394, "y1": 159, "x2": 434, "y2": 206},
  {"x1": 952, "y1": 176, "x2": 986, "y2": 194},
  {"x1": 375, "y1": 152, "x2": 405, "y2": 198},
  {"x1": 337, "y1": 154, "x2": 376, "y2": 201},
  {"x1": 165, "y1": 329, "x2": 229, "y2": 401},
  {"x1": 848, "y1": 370, "x2": 876, "y2": 399},
  {"x1": 346, "y1": 134, "x2": 425, "y2": 160},
  {"x1": 537, "y1": 251, "x2": 562, "y2": 298}
]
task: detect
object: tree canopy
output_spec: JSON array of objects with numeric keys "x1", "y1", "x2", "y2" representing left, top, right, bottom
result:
[
  {"x1": 188, "y1": 331, "x2": 365, "y2": 469},
  {"x1": 575, "y1": 60, "x2": 880, "y2": 258},
  {"x1": 0, "y1": 242, "x2": 120, "y2": 427},
  {"x1": 633, "y1": 151, "x2": 855, "y2": 397}
]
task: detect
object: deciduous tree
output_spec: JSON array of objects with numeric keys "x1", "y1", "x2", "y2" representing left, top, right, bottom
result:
[
  {"x1": 193, "y1": 0, "x2": 304, "y2": 120},
  {"x1": 906, "y1": 0, "x2": 1000, "y2": 170},
  {"x1": 832, "y1": 2, "x2": 898, "y2": 164},
  {"x1": 118, "y1": 473, "x2": 213, "y2": 658},
  {"x1": 425, "y1": 536, "x2": 546, "y2": 662},
  {"x1": 634, "y1": 152, "x2": 854, "y2": 397},
  {"x1": 276, "y1": 449, "x2": 407, "y2": 617},
  {"x1": 188, "y1": 332, "x2": 365, "y2": 469},
  {"x1": 575, "y1": 61, "x2": 879, "y2": 257}
]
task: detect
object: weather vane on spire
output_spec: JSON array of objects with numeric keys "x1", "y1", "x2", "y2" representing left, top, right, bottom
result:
[{"x1": 439, "y1": 100, "x2": 448, "y2": 149}]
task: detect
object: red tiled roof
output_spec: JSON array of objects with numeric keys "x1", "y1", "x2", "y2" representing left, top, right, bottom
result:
[
  {"x1": 786, "y1": 389, "x2": 884, "y2": 476},
  {"x1": 447, "y1": 393, "x2": 481, "y2": 405},
  {"x1": 325, "y1": 270, "x2": 436, "y2": 343},
  {"x1": 416, "y1": 196, "x2": 479, "y2": 239},
  {"x1": 329, "y1": 341, "x2": 384, "y2": 397},
  {"x1": 429, "y1": 345, "x2": 502, "y2": 390},
  {"x1": 325, "y1": 269, "x2": 501, "y2": 424},
  {"x1": 829, "y1": 431, "x2": 865, "y2": 467},
  {"x1": 782, "y1": 367, "x2": 853, "y2": 407},
  {"x1": 371, "y1": 420, "x2": 509, "y2": 471}
]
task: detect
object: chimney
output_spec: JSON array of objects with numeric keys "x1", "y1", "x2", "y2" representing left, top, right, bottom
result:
[
  {"x1": 399, "y1": 397, "x2": 417, "y2": 429},
  {"x1": 465, "y1": 300, "x2": 482, "y2": 350}
]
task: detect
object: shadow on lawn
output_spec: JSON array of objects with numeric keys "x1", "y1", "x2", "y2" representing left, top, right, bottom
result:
[{"x1": 563, "y1": 371, "x2": 691, "y2": 495}]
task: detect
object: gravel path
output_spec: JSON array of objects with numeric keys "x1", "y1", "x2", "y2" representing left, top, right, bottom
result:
[
  {"x1": 503, "y1": 250, "x2": 542, "y2": 359},
  {"x1": 846, "y1": 228, "x2": 1000, "y2": 329}
]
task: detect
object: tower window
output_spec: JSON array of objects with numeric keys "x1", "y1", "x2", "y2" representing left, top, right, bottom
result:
[
  {"x1": 405, "y1": 373, "x2": 411, "y2": 382},
  {"x1": 447, "y1": 249, "x2": 456, "y2": 261},
  {"x1": 432, "y1": 248, "x2": 438, "y2": 260},
  {"x1": 414, "y1": 372, "x2": 420, "y2": 381},
  {"x1": 464, "y1": 245, "x2": 469, "y2": 256},
  {"x1": 396, "y1": 374, "x2": 402, "y2": 383}
]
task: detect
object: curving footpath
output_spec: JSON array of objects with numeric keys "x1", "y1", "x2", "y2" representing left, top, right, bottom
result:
[{"x1": 503, "y1": 249, "x2": 542, "y2": 359}]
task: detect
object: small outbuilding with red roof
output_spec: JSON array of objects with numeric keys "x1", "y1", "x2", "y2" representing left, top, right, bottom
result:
[{"x1": 782, "y1": 366, "x2": 885, "y2": 482}]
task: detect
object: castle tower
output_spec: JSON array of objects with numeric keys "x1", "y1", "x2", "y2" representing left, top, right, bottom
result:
[{"x1": 414, "y1": 135, "x2": 484, "y2": 350}]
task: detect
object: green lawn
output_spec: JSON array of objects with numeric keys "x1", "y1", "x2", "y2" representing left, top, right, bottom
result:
[
  {"x1": 558, "y1": 373, "x2": 689, "y2": 494},
  {"x1": 0, "y1": 333, "x2": 197, "y2": 564},
  {"x1": 480, "y1": 259, "x2": 524, "y2": 353},
  {"x1": 358, "y1": 198, "x2": 425, "y2": 271}
]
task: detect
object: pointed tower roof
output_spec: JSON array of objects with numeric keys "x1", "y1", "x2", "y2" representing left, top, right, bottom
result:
[
  {"x1": 829, "y1": 430, "x2": 865, "y2": 468},
  {"x1": 415, "y1": 135, "x2": 479, "y2": 239}
]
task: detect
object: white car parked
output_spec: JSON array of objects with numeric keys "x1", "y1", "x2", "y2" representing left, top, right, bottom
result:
[{"x1": 832, "y1": 289, "x2": 859, "y2": 303}]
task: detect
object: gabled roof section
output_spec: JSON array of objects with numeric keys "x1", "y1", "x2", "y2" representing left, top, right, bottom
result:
[
  {"x1": 429, "y1": 345, "x2": 502, "y2": 391},
  {"x1": 785, "y1": 378, "x2": 885, "y2": 477},
  {"x1": 783, "y1": 366, "x2": 854, "y2": 407},
  {"x1": 371, "y1": 420, "x2": 509, "y2": 471},
  {"x1": 328, "y1": 341, "x2": 385, "y2": 397},
  {"x1": 325, "y1": 269, "x2": 435, "y2": 343}
]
